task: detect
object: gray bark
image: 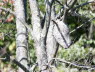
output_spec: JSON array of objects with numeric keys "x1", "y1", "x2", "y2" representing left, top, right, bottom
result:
[
  {"x1": 29, "y1": 0, "x2": 49, "y2": 72},
  {"x1": 28, "y1": 0, "x2": 72, "y2": 72},
  {"x1": 14, "y1": 0, "x2": 28, "y2": 72},
  {"x1": 53, "y1": 19, "x2": 71, "y2": 48},
  {"x1": 42, "y1": 0, "x2": 52, "y2": 43},
  {"x1": 46, "y1": 5, "x2": 58, "y2": 63}
]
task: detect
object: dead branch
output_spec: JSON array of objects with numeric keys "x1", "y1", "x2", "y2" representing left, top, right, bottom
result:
[
  {"x1": 49, "y1": 58, "x2": 95, "y2": 70},
  {"x1": 70, "y1": 17, "x2": 95, "y2": 34},
  {"x1": 63, "y1": 0, "x2": 77, "y2": 22},
  {"x1": 55, "y1": 0, "x2": 63, "y2": 6},
  {"x1": 10, "y1": 56, "x2": 29, "y2": 72},
  {"x1": 0, "y1": 56, "x2": 29, "y2": 72},
  {"x1": 67, "y1": 0, "x2": 77, "y2": 9},
  {"x1": 72, "y1": 1, "x2": 95, "y2": 11},
  {"x1": 0, "y1": 7, "x2": 15, "y2": 15},
  {"x1": 0, "y1": 42, "x2": 10, "y2": 57},
  {"x1": 0, "y1": 42, "x2": 29, "y2": 72},
  {"x1": 29, "y1": 63, "x2": 38, "y2": 72}
]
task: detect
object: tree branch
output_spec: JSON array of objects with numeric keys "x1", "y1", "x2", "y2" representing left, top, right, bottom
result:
[
  {"x1": 0, "y1": 7, "x2": 15, "y2": 15},
  {"x1": 42, "y1": 0, "x2": 54, "y2": 45},
  {"x1": 70, "y1": 17, "x2": 95, "y2": 34},
  {"x1": 29, "y1": 63, "x2": 38, "y2": 72},
  {"x1": 67, "y1": 0, "x2": 77, "y2": 9},
  {"x1": 63, "y1": 0, "x2": 77, "y2": 22},
  {"x1": 49, "y1": 58, "x2": 95, "y2": 70},
  {"x1": 55, "y1": 0, "x2": 63, "y2": 6},
  {"x1": 0, "y1": 56, "x2": 29, "y2": 72},
  {"x1": 18, "y1": 18, "x2": 33, "y2": 39},
  {"x1": 72, "y1": 1, "x2": 95, "y2": 11},
  {"x1": 10, "y1": 56, "x2": 29, "y2": 72}
]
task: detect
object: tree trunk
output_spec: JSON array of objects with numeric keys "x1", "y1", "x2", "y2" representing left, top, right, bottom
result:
[
  {"x1": 14, "y1": 0, "x2": 28, "y2": 72},
  {"x1": 29, "y1": 0, "x2": 49, "y2": 72}
]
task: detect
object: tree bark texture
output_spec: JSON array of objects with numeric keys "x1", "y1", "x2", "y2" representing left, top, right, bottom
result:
[
  {"x1": 46, "y1": 5, "x2": 59, "y2": 63},
  {"x1": 14, "y1": 0, "x2": 28, "y2": 72},
  {"x1": 29, "y1": 0, "x2": 49, "y2": 72},
  {"x1": 29, "y1": 0, "x2": 71, "y2": 72}
]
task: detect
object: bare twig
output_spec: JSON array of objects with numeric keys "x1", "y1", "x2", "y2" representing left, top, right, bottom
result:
[
  {"x1": 40, "y1": 11, "x2": 44, "y2": 18},
  {"x1": 72, "y1": 1, "x2": 95, "y2": 11},
  {"x1": 55, "y1": 0, "x2": 63, "y2": 6},
  {"x1": 63, "y1": 0, "x2": 77, "y2": 22},
  {"x1": 10, "y1": 56, "x2": 29, "y2": 72},
  {"x1": 0, "y1": 7, "x2": 15, "y2": 15},
  {"x1": 43, "y1": 0, "x2": 53, "y2": 45},
  {"x1": 0, "y1": 42, "x2": 29, "y2": 72},
  {"x1": 18, "y1": 18, "x2": 33, "y2": 39},
  {"x1": 29, "y1": 63, "x2": 38, "y2": 72},
  {"x1": 0, "y1": 42, "x2": 10, "y2": 57},
  {"x1": 49, "y1": 58, "x2": 95, "y2": 70},
  {"x1": 0, "y1": 56, "x2": 29, "y2": 72},
  {"x1": 70, "y1": 17, "x2": 95, "y2": 34},
  {"x1": 67, "y1": 0, "x2": 77, "y2": 9}
]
